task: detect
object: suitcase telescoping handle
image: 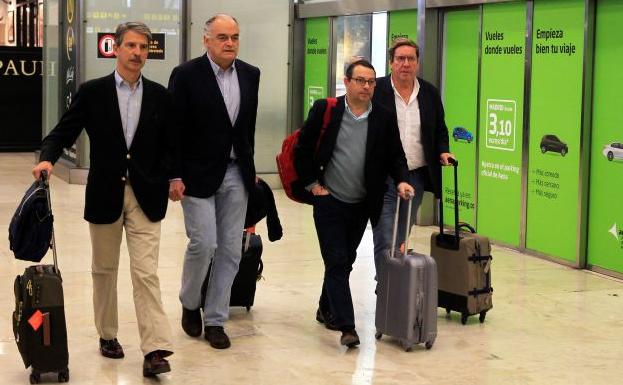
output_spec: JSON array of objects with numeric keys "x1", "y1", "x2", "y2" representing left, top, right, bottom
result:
[
  {"x1": 40, "y1": 170, "x2": 59, "y2": 273},
  {"x1": 436, "y1": 158, "x2": 461, "y2": 250},
  {"x1": 389, "y1": 193, "x2": 413, "y2": 259}
]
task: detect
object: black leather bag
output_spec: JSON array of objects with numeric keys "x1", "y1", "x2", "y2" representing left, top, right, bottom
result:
[{"x1": 9, "y1": 172, "x2": 53, "y2": 262}]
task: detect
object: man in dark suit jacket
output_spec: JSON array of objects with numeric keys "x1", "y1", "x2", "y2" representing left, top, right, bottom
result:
[
  {"x1": 33, "y1": 22, "x2": 175, "y2": 376},
  {"x1": 371, "y1": 38, "x2": 454, "y2": 279},
  {"x1": 294, "y1": 59, "x2": 413, "y2": 348},
  {"x1": 167, "y1": 14, "x2": 260, "y2": 350}
]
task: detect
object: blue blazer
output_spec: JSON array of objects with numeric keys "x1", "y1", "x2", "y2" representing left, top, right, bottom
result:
[
  {"x1": 40, "y1": 73, "x2": 176, "y2": 224},
  {"x1": 294, "y1": 96, "x2": 409, "y2": 227},
  {"x1": 168, "y1": 55, "x2": 260, "y2": 197}
]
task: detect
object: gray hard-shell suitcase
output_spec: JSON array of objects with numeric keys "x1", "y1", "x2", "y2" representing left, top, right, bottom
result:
[
  {"x1": 375, "y1": 196, "x2": 438, "y2": 352},
  {"x1": 430, "y1": 159, "x2": 493, "y2": 325}
]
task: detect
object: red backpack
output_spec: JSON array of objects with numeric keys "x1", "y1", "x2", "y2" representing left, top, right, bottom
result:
[{"x1": 276, "y1": 97, "x2": 337, "y2": 203}]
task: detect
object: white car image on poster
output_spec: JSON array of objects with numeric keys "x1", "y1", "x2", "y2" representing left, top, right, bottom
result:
[{"x1": 603, "y1": 142, "x2": 623, "y2": 161}]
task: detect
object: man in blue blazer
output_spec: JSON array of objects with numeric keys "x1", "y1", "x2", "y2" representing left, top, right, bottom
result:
[
  {"x1": 34, "y1": 22, "x2": 176, "y2": 377},
  {"x1": 167, "y1": 14, "x2": 260, "y2": 350},
  {"x1": 371, "y1": 38, "x2": 454, "y2": 280}
]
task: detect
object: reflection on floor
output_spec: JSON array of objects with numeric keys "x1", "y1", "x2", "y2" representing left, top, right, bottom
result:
[{"x1": 0, "y1": 153, "x2": 621, "y2": 385}]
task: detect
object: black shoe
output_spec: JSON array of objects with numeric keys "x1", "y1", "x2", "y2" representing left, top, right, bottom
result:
[
  {"x1": 99, "y1": 338, "x2": 124, "y2": 359},
  {"x1": 315, "y1": 308, "x2": 339, "y2": 331},
  {"x1": 143, "y1": 351, "x2": 171, "y2": 377},
  {"x1": 340, "y1": 329, "x2": 360, "y2": 348},
  {"x1": 181, "y1": 307, "x2": 202, "y2": 337},
  {"x1": 204, "y1": 326, "x2": 231, "y2": 349}
]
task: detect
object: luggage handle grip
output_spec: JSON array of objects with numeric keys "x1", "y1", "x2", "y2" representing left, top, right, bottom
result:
[
  {"x1": 390, "y1": 193, "x2": 413, "y2": 259},
  {"x1": 436, "y1": 158, "x2": 461, "y2": 250},
  {"x1": 458, "y1": 222, "x2": 476, "y2": 233},
  {"x1": 41, "y1": 169, "x2": 59, "y2": 273}
]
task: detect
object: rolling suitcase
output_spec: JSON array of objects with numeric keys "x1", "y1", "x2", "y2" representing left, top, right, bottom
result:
[
  {"x1": 375, "y1": 196, "x2": 438, "y2": 352},
  {"x1": 201, "y1": 228, "x2": 264, "y2": 311},
  {"x1": 430, "y1": 159, "x2": 493, "y2": 325},
  {"x1": 12, "y1": 172, "x2": 69, "y2": 383}
]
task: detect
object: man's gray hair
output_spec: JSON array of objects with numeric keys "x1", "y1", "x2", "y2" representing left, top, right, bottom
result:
[
  {"x1": 114, "y1": 21, "x2": 152, "y2": 46},
  {"x1": 203, "y1": 14, "x2": 239, "y2": 36}
]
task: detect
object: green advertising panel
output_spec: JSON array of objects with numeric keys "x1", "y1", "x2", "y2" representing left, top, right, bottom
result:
[
  {"x1": 388, "y1": 9, "x2": 417, "y2": 45},
  {"x1": 387, "y1": 10, "x2": 417, "y2": 75},
  {"x1": 441, "y1": 8, "x2": 480, "y2": 227},
  {"x1": 587, "y1": 0, "x2": 623, "y2": 273},
  {"x1": 304, "y1": 18, "x2": 330, "y2": 115},
  {"x1": 526, "y1": 0, "x2": 584, "y2": 262},
  {"x1": 476, "y1": 1, "x2": 526, "y2": 246}
]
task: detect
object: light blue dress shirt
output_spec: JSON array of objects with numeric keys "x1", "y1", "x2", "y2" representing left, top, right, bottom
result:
[
  {"x1": 114, "y1": 70, "x2": 143, "y2": 149},
  {"x1": 207, "y1": 53, "x2": 240, "y2": 159}
]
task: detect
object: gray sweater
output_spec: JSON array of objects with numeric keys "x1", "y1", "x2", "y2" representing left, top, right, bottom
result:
[{"x1": 323, "y1": 104, "x2": 370, "y2": 203}]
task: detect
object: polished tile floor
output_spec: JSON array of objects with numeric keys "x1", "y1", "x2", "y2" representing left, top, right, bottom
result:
[{"x1": 1, "y1": 152, "x2": 621, "y2": 385}]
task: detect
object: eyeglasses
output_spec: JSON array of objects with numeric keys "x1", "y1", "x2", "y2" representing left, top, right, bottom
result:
[
  {"x1": 350, "y1": 77, "x2": 376, "y2": 87},
  {"x1": 394, "y1": 55, "x2": 418, "y2": 64}
]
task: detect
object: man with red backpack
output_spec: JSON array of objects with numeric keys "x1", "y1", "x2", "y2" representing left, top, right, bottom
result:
[{"x1": 293, "y1": 59, "x2": 413, "y2": 348}]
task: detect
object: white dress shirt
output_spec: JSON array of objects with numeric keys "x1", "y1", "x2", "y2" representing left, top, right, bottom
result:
[{"x1": 391, "y1": 77, "x2": 427, "y2": 170}]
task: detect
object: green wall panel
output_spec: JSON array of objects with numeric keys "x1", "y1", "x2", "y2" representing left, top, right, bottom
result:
[
  {"x1": 526, "y1": 0, "x2": 584, "y2": 262},
  {"x1": 387, "y1": 9, "x2": 417, "y2": 44},
  {"x1": 304, "y1": 17, "x2": 330, "y2": 115},
  {"x1": 476, "y1": 1, "x2": 526, "y2": 246},
  {"x1": 587, "y1": 0, "x2": 623, "y2": 273},
  {"x1": 387, "y1": 9, "x2": 417, "y2": 75},
  {"x1": 441, "y1": 8, "x2": 480, "y2": 227}
]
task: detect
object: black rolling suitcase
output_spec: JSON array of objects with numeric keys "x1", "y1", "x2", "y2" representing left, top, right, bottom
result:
[
  {"x1": 202, "y1": 228, "x2": 264, "y2": 311},
  {"x1": 11, "y1": 172, "x2": 69, "y2": 383}
]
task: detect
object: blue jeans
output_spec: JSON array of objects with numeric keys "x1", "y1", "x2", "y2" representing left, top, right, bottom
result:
[
  {"x1": 372, "y1": 167, "x2": 426, "y2": 279},
  {"x1": 313, "y1": 195, "x2": 368, "y2": 331},
  {"x1": 179, "y1": 164, "x2": 248, "y2": 326}
]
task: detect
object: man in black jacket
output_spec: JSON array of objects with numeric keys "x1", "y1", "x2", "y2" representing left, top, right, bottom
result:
[
  {"x1": 33, "y1": 22, "x2": 175, "y2": 377},
  {"x1": 167, "y1": 14, "x2": 260, "y2": 350},
  {"x1": 372, "y1": 38, "x2": 454, "y2": 279},
  {"x1": 294, "y1": 59, "x2": 413, "y2": 348}
]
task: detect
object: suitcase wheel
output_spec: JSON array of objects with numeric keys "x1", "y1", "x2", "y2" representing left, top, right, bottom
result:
[
  {"x1": 58, "y1": 368, "x2": 70, "y2": 383},
  {"x1": 445, "y1": 308, "x2": 451, "y2": 316},
  {"x1": 461, "y1": 313, "x2": 468, "y2": 325},
  {"x1": 425, "y1": 340, "x2": 434, "y2": 350},
  {"x1": 374, "y1": 332, "x2": 382, "y2": 340},
  {"x1": 29, "y1": 372, "x2": 40, "y2": 384},
  {"x1": 400, "y1": 340, "x2": 412, "y2": 352},
  {"x1": 246, "y1": 306, "x2": 251, "y2": 312},
  {"x1": 479, "y1": 311, "x2": 487, "y2": 323}
]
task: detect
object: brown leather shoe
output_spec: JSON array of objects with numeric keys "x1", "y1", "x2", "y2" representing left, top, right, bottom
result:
[
  {"x1": 315, "y1": 308, "x2": 339, "y2": 331},
  {"x1": 99, "y1": 338, "x2": 124, "y2": 359},
  {"x1": 204, "y1": 326, "x2": 231, "y2": 349},
  {"x1": 181, "y1": 307, "x2": 202, "y2": 337},
  {"x1": 143, "y1": 351, "x2": 171, "y2": 377},
  {"x1": 340, "y1": 329, "x2": 360, "y2": 348}
]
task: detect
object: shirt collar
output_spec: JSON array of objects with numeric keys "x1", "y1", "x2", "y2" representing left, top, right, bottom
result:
[
  {"x1": 390, "y1": 76, "x2": 420, "y2": 101},
  {"x1": 206, "y1": 52, "x2": 236, "y2": 76},
  {"x1": 114, "y1": 70, "x2": 142, "y2": 89},
  {"x1": 344, "y1": 97, "x2": 372, "y2": 121}
]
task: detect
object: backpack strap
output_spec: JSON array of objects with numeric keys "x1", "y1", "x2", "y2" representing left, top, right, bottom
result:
[{"x1": 315, "y1": 97, "x2": 337, "y2": 153}]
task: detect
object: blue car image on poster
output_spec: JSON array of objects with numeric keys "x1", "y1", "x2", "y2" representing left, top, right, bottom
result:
[{"x1": 452, "y1": 126, "x2": 474, "y2": 143}]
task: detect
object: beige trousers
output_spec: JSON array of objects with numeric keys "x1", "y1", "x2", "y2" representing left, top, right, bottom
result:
[{"x1": 89, "y1": 184, "x2": 173, "y2": 356}]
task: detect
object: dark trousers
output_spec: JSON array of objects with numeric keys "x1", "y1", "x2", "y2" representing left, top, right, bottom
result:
[{"x1": 313, "y1": 195, "x2": 368, "y2": 331}]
